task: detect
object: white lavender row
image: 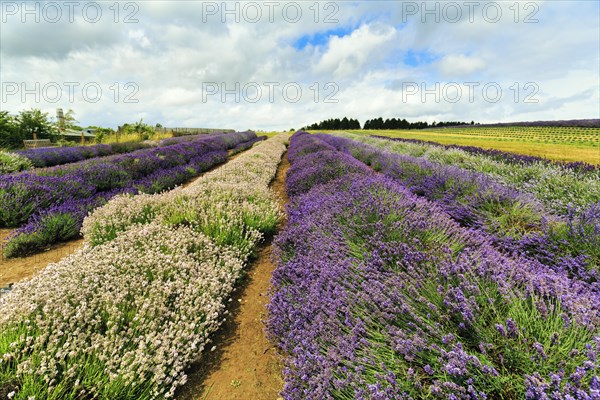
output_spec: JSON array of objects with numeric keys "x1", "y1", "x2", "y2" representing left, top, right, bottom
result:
[{"x1": 0, "y1": 134, "x2": 289, "y2": 399}]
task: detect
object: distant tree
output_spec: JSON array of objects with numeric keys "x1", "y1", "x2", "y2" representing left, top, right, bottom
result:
[
  {"x1": 0, "y1": 111, "x2": 22, "y2": 149},
  {"x1": 373, "y1": 117, "x2": 384, "y2": 129},
  {"x1": 63, "y1": 109, "x2": 80, "y2": 130},
  {"x1": 304, "y1": 117, "x2": 474, "y2": 131},
  {"x1": 132, "y1": 119, "x2": 155, "y2": 141},
  {"x1": 339, "y1": 117, "x2": 348, "y2": 129},
  {"x1": 303, "y1": 117, "x2": 362, "y2": 131},
  {"x1": 17, "y1": 108, "x2": 57, "y2": 141},
  {"x1": 120, "y1": 119, "x2": 155, "y2": 141}
]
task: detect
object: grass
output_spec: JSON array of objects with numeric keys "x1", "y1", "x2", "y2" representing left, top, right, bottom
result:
[
  {"x1": 317, "y1": 129, "x2": 600, "y2": 165},
  {"x1": 99, "y1": 131, "x2": 173, "y2": 144},
  {"x1": 255, "y1": 131, "x2": 290, "y2": 138}
]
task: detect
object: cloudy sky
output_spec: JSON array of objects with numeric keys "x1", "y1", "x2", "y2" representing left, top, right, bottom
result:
[{"x1": 1, "y1": 0, "x2": 598, "y2": 130}]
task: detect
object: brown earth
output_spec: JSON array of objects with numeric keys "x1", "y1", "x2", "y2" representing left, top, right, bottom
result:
[
  {"x1": 176, "y1": 152, "x2": 290, "y2": 400},
  {"x1": 0, "y1": 231, "x2": 84, "y2": 288}
]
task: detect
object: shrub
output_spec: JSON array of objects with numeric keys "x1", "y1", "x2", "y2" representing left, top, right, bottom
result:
[{"x1": 0, "y1": 151, "x2": 32, "y2": 174}]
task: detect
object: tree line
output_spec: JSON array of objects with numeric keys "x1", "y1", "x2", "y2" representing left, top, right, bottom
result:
[
  {"x1": 0, "y1": 109, "x2": 59, "y2": 149},
  {"x1": 303, "y1": 117, "x2": 474, "y2": 130},
  {"x1": 0, "y1": 108, "x2": 160, "y2": 149},
  {"x1": 303, "y1": 117, "x2": 361, "y2": 131}
]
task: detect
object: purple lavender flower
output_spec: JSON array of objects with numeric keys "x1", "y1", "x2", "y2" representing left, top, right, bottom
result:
[
  {"x1": 268, "y1": 132, "x2": 600, "y2": 399},
  {"x1": 2, "y1": 133, "x2": 252, "y2": 256}
]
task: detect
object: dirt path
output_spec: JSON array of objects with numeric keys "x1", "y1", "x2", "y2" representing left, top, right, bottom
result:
[
  {"x1": 0, "y1": 225, "x2": 85, "y2": 288},
  {"x1": 176, "y1": 152, "x2": 290, "y2": 400},
  {"x1": 0, "y1": 237, "x2": 85, "y2": 288},
  {"x1": 0, "y1": 150, "x2": 254, "y2": 289}
]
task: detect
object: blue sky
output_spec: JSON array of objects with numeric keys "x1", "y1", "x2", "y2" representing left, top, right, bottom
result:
[
  {"x1": 1, "y1": 1, "x2": 598, "y2": 130},
  {"x1": 293, "y1": 26, "x2": 356, "y2": 50}
]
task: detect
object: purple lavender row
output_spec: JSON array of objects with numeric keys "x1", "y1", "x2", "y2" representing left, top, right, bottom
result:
[
  {"x1": 318, "y1": 134, "x2": 600, "y2": 283},
  {"x1": 33, "y1": 131, "x2": 252, "y2": 177},
  {"x1": 14, "y1": 141, "x2": 151, "y2": 169},
  {"x1": 10, "y1": 132, "x2": 232, "y2": 171},
  {"x1": 6, "y1": 131, "x2": 235, "y2": 179},
  {"x1": 3, "y1": 150, "x2": 227, "y2": 258},
  {"x1": 267, "y1": 131, "x2": 600, "y2": 399},
  {"x1": 3, "y1": 133, "x2": 261, "y2": 257},
  {"x1": 230, "y1": 135, "x2": 267, "y2": 155},
  {"x1": 371, "y1": 135, "x2": 600, "y2": 173},
  {"x1": 0, "y1": 131, "x2": 256, "y2": 228},
  {"x1": 158, "y1": 131, "x2": 228, "y2": 146}
]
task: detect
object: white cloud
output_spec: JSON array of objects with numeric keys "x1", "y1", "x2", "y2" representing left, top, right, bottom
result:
[
  {"x1": 314, "y1": 23, "x2": 397, "y2": 79},
  {"x1": 127, "y1": 29, "x2": 151, "y2": 49},
  {"x1": 0, "y1": 0, "x2": 598, "y2": 130},
  {"x1": 437, "y1": 55, "x2": 487, "y2": 77}
]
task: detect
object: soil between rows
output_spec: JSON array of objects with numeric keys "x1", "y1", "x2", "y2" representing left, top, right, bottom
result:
[
  {"x1": 175, "y1": 152, "x2": 290, "y2": 400},
  {"x1": 0, "y1": 232, "x2": 85, "y2": 288}
]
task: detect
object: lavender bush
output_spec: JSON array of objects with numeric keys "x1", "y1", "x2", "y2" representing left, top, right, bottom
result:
[
  {"x1": 14, "y1": 141, "x2": 150, "y2": 169},
  {"x1": 8, "y1": 134, "x2": 229, "y2": 171},
  {"x1": 158, "y1": 131, "x2": 226, "y2": 146},
  {"x1": 3, "y1": 150, "x2": 228, "y2": 258},
  {"x1": 320, "y1": 134, "x2": 600, "y2": 279},
  {"x1": 230, "y1": 135, "x2": 267, "y2": 155},
  {"x1": 372, "y1": 134, "x2": 599, "y2": 172},
  {"x1": 0, "y1": 134, "x2": 289, "y2": 399},
  {"x1": 0, "y1": 151, "x2": 32, "y2": 174},
  {"x1": 1, "y1": 223, "x2": 245, "y2": 399},
  {"x1": 268, "y1": 132, "x2": 600, "y2": 399},
  {"x1": 0, "y1": 132, "x2": 256, "y2": 228},
  {"x1": 2, "y1": 133, "x2": 259, "y2": 258},
  {"x1": 83, "y1": 134, "x2": 288, "y2": 254},
  {"x1": 3, "y1": 187, "x2": 136, "y2": 258},
  {"x1": 339, "y1": 133, "x2": 600, "y2": 215}
]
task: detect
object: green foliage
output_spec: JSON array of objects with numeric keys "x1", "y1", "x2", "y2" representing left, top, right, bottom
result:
[
  {"x1": 0, "y1": 108, "x2": 61, "y2": 149},
  {"x1": 56, "y1": 108, "x2": 81, "y2": 132},
  {"x1": 119, "y1": 119, "x2": 155, "y2": 141},
  {"x1": 0, "y1": 151, "x2": 32, "y2": 173},
  {"x1": 17, "y1": 109, "x2": 58, "y2": 142},
  {"x1": 363, "y1": 118, "x2": 471, "y2": 129},
  {"x1": 94, "y1": 131, "x2": 106, "y2": 144},
  {"x1": 63, "y1": 109, "x2": 80, "y2": 130},
  {"x1": 0, "y1": 111, "x2": 23, "y2": 149},
  {"x1": 303, "y1": 117, "x2": 361, "y2": 130},
  {"x1": 3, "y1": 214, "x2": 79, "y2": 258}
]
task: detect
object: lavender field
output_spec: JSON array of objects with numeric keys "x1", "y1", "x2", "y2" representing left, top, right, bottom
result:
[
  {"x1": 0, "y1": 129, "x2": 599, "y2": 399},
  {"x1": 267, "y1": 131, "x2": 599, "y2": 399},
  {"x1": 2, "y1": 0, "x2": 598, "y2": 397},
  {"x1": 0, "y1": 131, "x2": 258, "y2": 258},
  {"x1": 0, "y1": 134, "x2": 288, "y2": 398}
]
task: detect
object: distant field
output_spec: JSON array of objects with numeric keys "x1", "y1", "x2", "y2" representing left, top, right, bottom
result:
[
  {"x1": 257, "y1": 130, "x2": 289, "y2": 138},
  {"x1": 338, "y1": 126, "x2": 600, "y2": 164}
]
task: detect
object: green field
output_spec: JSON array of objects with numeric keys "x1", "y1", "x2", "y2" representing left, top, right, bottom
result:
[{"x1": 333, "y1": 126, "x2": 600, "y2": 164}]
